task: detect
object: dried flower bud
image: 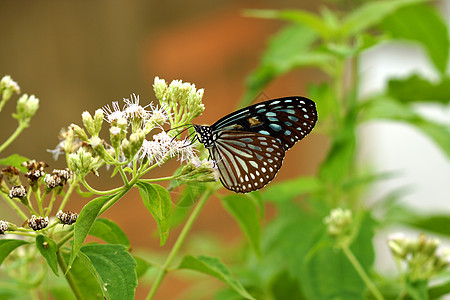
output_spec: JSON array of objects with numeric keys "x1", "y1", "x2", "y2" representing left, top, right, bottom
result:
[
  {"x1": 0, "y1": 220, "x2": 9, "y2": 234},
  {"x1": 25, "y1": 169, "x2": 46, "y2": 186},
  {"x1": 56, "y1": 210, "x2": 78, "y2": 225},
  {"x1": 45, "y1": 168, "x2": 73, "y2": 189},
  {"x1": 9, "y1": 185, "x2": 27, "y2": 199},
  {"x1": 44, "y1": 173, "x2": 62, "y2": 188},
  {"x1": 2, "y1": 166, "x2": 21, "y2": 185},
  {"x1": 28, "y1": 215, "x2": 49, "y2": 231},
  {"x1": 22, "y1": 160, "x2": 48, "y2": 171}
]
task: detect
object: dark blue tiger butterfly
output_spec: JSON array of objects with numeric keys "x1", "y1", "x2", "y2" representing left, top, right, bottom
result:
[{"x1": 193, "y1": 96, "x2": 317, "y2": 193}]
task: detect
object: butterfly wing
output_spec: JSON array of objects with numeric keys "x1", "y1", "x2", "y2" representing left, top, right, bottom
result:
[
  {"x1": 211, "y1": 96, "x2": 317, "y2": 150},
  {"x1": 209, "y1": 130, "x2": 285, "y2": 193}
]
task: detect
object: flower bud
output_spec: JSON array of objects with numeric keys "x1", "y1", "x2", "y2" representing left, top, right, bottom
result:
[
  {"x1": 68, "y1": 147, "x2": 101, "y2": 177},
  {"x1": 69, "y1": 123, "x2": 89, "y2": 141},
  {"x1": 0, "y1": 75, "x2": 20, "y2": 102},
  {"x1": 129, "y1": 130, "x2": 145, "y2": 157},
  {"x1": 324, "y1": 208, "x2": 352, "y2": 237},
  {"x1": 121, "y1": 138, "x2": 132, "y2": 160},
  {"x1": 93, "y1": 109, "x2": 104, "y2": 136},
  {"x1": 9, "y1": 185, "x2": 27, "y2": 200},
  {"x1": 56, "y1": 210, "x2": 78, "y2": 225},
  {"x1": 28, "y1": 215, "x2": 49, "y2": 231},
  {"x1": 153, "y1": 76, "x2": 168, "y2": 102},
  {"x1": 109, "y1": 126, "x2": 123, "y2": 149},
  {"x1": 82, "y1": 111, "x2": 95, "y2": 136},
  {"x1": 0, "y1": 220, "x2": 9, "y2": 234},
  {"x1": 15, "y1": 94, "x2": 39, "y2": 120},
  {"x1": 2, "y1": 166, "x2": 21, "y2": 186}
]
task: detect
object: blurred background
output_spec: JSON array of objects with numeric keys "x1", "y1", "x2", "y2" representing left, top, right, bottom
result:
[{"x1": 1, "y1": 1, "x2": 449, "y2": 299}]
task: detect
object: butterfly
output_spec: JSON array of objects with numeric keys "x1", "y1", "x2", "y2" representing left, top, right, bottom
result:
[{"x1": 193, "y1": 96, "x2": 317, "y2": 193}]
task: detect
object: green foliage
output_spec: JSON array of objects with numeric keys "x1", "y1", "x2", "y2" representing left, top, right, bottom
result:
[
  {"x1": 79, "y1": 244, "x2": 137, "y2": 300},
  {"x1": 90, "y1": 218, "x2": 130, "y2": 247},
  {"x1": 36, "y1": 235, "x2": 59, "y2": 276},
  {"x1": 69, "y1": 193, "x2": 118, "y2": 269},
  {"x1": 1, "y1": 0, "x2": 449, "y2": 299},
  {"x1": 0, "y1": 239, "x2": 28, "y2": 265},
  {"x1": 222, "y1": 194, "x2": 261, "y2": 256},
  {"x1": 136, "y1": 181, "x2": 172, "y2": 246},
  {"x1": 0, "y1": 154, "x2": 29, "y2": 172},
  {"x1": 178, "y1": 255, "x2": 256, "y2": 300}
]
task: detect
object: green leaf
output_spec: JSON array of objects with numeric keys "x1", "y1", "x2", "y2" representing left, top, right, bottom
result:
[
  {"x1": 136, "y1": 181, "x2": 172, "y2": 246},
  {"x1": 134, "y1": 256, "x2": 152, "y2": 279},
  {"x1": 269, "y1": 270, "x2": 306, "y2": 300},
  {"x1": 222, "y1": 194, "x2": 261, "y2": 256},
  {"x1": 69, "y1": 193, "x2": 119, "y2": 269},
  {"x1": 361, "y1": 95, "x2": 450, "y2": 158},
  {"x1": 0, "y1": 154, "x2": 29, "y2": 172},
  {"x1": 319, "y1": 111, "x2": 357, "y2": 184},
  {"x1": 429, "y1": 281, "x2": 450, "y2": 299},
  {"x1": 60, "y1": 250, "x2": 104, "y2": 299},
  {"x1": 0, "y1": 239, "x2": 28, "y2": 265},
  {"x1": 79, "y1": 244, "x2": 137, "y2": 300},
  {"x1": 385, "y1": 203, "x2": 450, "y2": 237},
  {"x1": 340, "y1": 0, "x2": 425, "y2": 38},
  {"x1": 387, "y1": 74, "x2": 450, "y2": 104},
  {"x1": 261, "y1": 176, "x2": 322, "y2": 203},
  {"x1": 244, "y1": 9, "x2": 330, "y2": 39},
  {"x1": 171, "y1": 182, "x2": 206, "y2": 228},
  {"x1": 301, "y1": 212, "x2": 376, "y2": 299},
  {"x1": 90, "y1": 218, "x2": 130, "y2": 247},
  {"x1": 178, "y1": 255, "x2": 256, "y2": 300},
  {"x1": 36, "y1": 235, "x2": 59, "y2": 276},
  {"x1": 382, "y1": 4, "x2": 449, "y2": 75},
  {"x1": 242, "y1": 24, "x2": 324, "y2": 107}
]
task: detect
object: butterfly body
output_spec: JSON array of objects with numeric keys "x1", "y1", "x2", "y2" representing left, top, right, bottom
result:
[{"x1": 193, "y1": 96, "x2": 317, "y2": 193}]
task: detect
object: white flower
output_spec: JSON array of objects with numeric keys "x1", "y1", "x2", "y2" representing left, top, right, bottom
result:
[
  {"x1": 102, "y1": 101, "x2": 125, "y2": 123},
  {"x1": 123, "y1": 93, "x2": 150, "y2": 120},
  {"x1": 140, "y1": 131, "x2": 197, "y2": 165}
]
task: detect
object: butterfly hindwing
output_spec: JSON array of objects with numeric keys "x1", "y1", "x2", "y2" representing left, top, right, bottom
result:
[
  {"x1": 193, "y1": 96, "x2": 317, "y2": 193},
  {"x1": 211, "y1": 131, "x2": 285, "y2": 193}
]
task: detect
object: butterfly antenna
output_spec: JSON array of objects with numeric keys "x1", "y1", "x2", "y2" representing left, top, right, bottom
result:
[
  {"x1": 181, "y1": 131, "x2": 197, "y2": 148},
  {"x1": 168, "y1": 125, "x2": 193, "y2": 143}
]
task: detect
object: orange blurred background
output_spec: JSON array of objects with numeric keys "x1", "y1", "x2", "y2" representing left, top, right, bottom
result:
[{"x1": 0, "y1": 1, "x2": 326, "y2": 299}]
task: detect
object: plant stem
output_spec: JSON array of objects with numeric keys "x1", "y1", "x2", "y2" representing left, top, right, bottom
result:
[
  {"x1": 58, "y1": 178, "x2": 79, "y2": 212},
  {"x1": 56, "y1": 250, "x2": 83, "y2": 300},
  {"x1": 342, "y1": 245, "x2": 384, "y2": 300},
  {"x1": 1, "y1": 193, "x2": 28, "y2": 220},
  {"x1": 0, "y1": 123, "x2": 27, "y2": 153},
  {"x1": 146, "y1": 188, "x2": 213, "y2": 300}
]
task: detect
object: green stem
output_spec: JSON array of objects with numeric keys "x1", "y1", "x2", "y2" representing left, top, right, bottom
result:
[
  {"x1": 146, "y1": 188, "x2": 212, "y2": 300},
  {"x1": 58, "y1": 178, "x2": 79, "y2": 212},
  {"x1": 0, "y1": 123, "x2": 27, "y2": 153},
  {"x1": 44, "y1": 192, "x2": 56, "y2": 217},
  {"x1": 80, "y1": 177, "x2": 124, "y2": 195},
  {"x1": 1, "y1": 193, "x2": 28, "y2": 220},
  {"x1": 342, "y1": 245, "x2": 384, "y2": 300},
  {"x1": 139, "y1": 176, "x2": 175, "y2": 183},
  {"x1": 56, "y1": 250, "x2": 83, "y2": 300}
]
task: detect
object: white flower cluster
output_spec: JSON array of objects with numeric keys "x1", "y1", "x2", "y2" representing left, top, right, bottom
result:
[
  {"x1": 140, "y1": 131, "x2": 196, "y2": 165},
  {"x1": 101, "y1": 93, "x2": 196, "y2": 166}
]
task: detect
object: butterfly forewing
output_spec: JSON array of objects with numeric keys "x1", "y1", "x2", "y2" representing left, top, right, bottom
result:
[
  {"x1": 193, "y1": 96, "x2": 317, "y2": 193},
  {"x1": 211, "y1": 96, "x2": 317, "y2": 150},
  {"x1": 211, "y1": 131, "x2": 285, "y2": 193}
]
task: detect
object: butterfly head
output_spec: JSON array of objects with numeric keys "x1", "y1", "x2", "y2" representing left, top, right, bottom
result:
[{"x1": 193, "y1": 124, "x2": 215, "y2": 148}]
